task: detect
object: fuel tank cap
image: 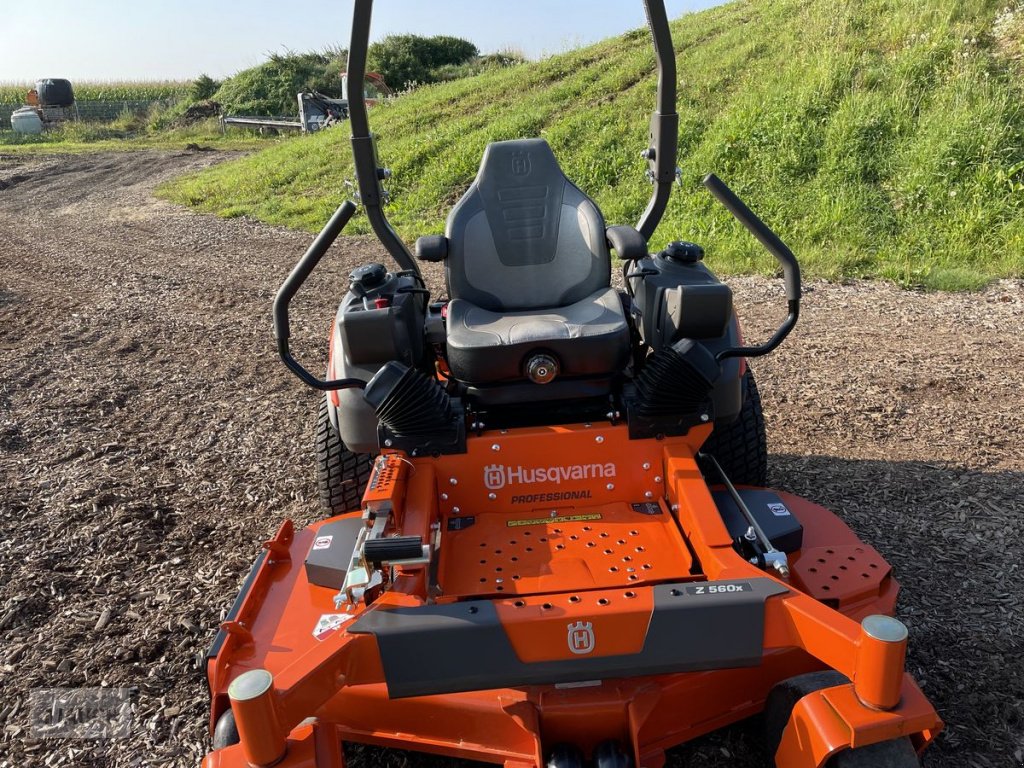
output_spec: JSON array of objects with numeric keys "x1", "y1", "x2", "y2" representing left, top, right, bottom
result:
[
  {"x1": 661, "y1": 241, "x2": 705, "y2": 263},
  {"x1": 350, "y1": 263, "x2": 388, "y2": 290}
]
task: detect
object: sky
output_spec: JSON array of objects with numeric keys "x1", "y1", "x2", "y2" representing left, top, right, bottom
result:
[{"x1": 0, "y1": 0, "x2": 723, "y2": 83}]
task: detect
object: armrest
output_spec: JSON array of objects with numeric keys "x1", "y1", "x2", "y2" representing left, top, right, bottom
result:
[
  {"x1": 606, "y1": 225, "x2": 648, "y2": 262},
  {"x1": 415, "y1": 235, "x2": 448, "y2": 263}
]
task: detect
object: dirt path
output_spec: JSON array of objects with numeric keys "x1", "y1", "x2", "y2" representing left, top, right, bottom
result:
[{"x1": 0, "y1": 151, "x2": 1021, "y2": 768}]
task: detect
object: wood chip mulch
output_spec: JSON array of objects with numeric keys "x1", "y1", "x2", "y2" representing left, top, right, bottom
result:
[{"x1": 0, "y1": 151, "x2": 1021, "y2": 767}]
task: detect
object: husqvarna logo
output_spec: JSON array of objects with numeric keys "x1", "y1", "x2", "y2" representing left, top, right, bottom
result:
[
  {"x1": 568, "y1": 621, "x2": 595, "y2": 655},
  {"x1": 511, "y1": 151, "x2": 531, "y2": 176},
  {"x1": 483, "y1": 463, "x2": 616, "y2": 491},
  {"x1": 484, "y1": 464, "x2": 506, "y2": 490}
]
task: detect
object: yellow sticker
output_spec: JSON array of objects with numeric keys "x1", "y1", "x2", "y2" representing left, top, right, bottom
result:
[{"x1": 506, "y1": 513, "x2": 603, "y2": 528}]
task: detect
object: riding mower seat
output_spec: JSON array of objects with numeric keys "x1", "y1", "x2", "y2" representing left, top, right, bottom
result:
[{"x1": 417, "y1": 139, "x2": 633, "y2": 396}]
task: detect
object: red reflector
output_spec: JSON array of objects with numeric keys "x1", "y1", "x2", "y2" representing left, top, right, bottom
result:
[{"x1": 374, "y1": 297, "x2": 390, "y2": 309}]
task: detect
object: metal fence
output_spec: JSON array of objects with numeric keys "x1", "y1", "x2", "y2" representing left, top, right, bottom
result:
[{"x1": 0, "y1": 99, "x2": 175, "y2": 129}]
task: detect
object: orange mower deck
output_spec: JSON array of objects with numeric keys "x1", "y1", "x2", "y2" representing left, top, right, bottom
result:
[{"x1": 202, "y1": 424, "x2": 941, "y2": 768}]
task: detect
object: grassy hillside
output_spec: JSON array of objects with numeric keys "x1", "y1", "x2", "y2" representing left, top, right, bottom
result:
[{"x1": 162, "y1": 0, "x2": 1024, "y2": 290}]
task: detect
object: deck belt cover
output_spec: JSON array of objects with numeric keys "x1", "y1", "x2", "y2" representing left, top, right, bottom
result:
[{"x1": 350, "y1": 578, "x2": 788, "y2": 698}]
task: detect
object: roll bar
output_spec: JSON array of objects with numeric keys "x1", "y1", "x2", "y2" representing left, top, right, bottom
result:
[
  {"x1": 636, "y1": 0, "x2": 680, "y2": 240},
  {"x1": 344, "y1": 0, "x2": 682, "y2": 260}
]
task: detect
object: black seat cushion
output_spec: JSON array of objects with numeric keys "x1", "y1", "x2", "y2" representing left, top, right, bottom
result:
[{"x1": 446, "y1": 288, "x2": 630, "y2": 385}]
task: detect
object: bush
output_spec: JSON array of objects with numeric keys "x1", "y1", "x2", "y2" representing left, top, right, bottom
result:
[
  {"x1": 213, "y1": 50, "x2": 347, "y2": 116},
  {"x1": 367, "y1": 35, "x2": 479, "y2": 90},
  {"x1": 190, "y1": 74, "x2": 221, "y2": 102},
  {"x1": 433, "y1": 51, "x2": 527, "y2": 82}
]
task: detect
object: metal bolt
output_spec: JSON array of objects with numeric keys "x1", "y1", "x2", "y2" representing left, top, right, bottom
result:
[
  {"x1": 606, "y1": 483, "x2": 615, "y2": 491},
  {"x1": 644, "y1": 491, "x2": 654, "y2": 499},
  {"x1": 642, "y1": 462, "x2": 651, "y2": 471},
  {"x1": 500, "y1": 429, "x2": 508, "y2": 435},
  {"x1": 495, "y1": 578, "x2": 504, "y2": 584},
  {"x1": 384, "y1": 439, "x2": 393, "y2": 447},
  {"x1": 700, "y1": 414, "x2": 710, "y2": 423},
  {"x1": 671, "y1": 504, "x2": 679, "y2": 512},
  {"x1": 440, "y1": 493, "x2": 449, "y2": 501},
  {"x1": 491, "y1": 444, "x2": 500, "y2": 452},
  {"x1": 584, "y1": 423, "x2": 592, "y2": 428},
  {"x1": 654, "y1": 476, "x2": 663, "y2": 483},
  {"x1": 596, "y1": 436, "x2": 605, "y2": 444},
  {"x1": 452, "y1": 507, "x2": 461, "y2": 514},
  {"x1": 449, "y1": 477, "x2": 458, "y2": 486},
  {"x1": 488, "y1": 493, "x2": 497, "y2": 500},
  {"x1": 550, "y1": 510, "x2": 558, "y2": 518}
]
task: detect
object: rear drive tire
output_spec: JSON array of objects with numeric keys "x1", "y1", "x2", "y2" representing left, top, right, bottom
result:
[
  {"x1": 315, "y1": 396, "x2": 374, "y2": 515},
  {"x1": 702, "y1": 368, "x2": 768, "y2": 486},
  {"x1": 762, "y1": 671, "x2": 921, "y2": 767}
]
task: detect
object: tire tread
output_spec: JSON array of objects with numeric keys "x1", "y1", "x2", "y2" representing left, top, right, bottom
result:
[{"x1": 315, "y1": 397, "x2": 374, "y2": 515}]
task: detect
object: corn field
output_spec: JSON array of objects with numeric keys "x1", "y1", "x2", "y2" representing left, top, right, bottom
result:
[{"x1": 0, "y1": 81, "x2": 189, "y2": 105}]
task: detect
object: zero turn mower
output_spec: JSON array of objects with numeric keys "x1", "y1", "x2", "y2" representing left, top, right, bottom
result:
[{"x1": 201, "y1": 2, "x2": 943, "y2": 766}]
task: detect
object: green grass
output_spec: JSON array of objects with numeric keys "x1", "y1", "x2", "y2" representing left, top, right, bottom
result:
[
  {"x1": 0, "y1": 81, "x2": 189, "y2": 105},
  {"x1": 161, "y1": 0, "x2": 1024, "y2": 290}
]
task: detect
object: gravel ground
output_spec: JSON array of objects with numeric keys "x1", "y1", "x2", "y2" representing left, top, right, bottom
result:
[{"x1": 0, "y1": 150, "x2": 1021, "y2": 768}]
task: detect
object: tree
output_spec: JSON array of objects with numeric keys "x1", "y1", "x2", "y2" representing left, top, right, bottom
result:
[{"x1": 367, "y1": 35, "x2": 479, "y2": 90}]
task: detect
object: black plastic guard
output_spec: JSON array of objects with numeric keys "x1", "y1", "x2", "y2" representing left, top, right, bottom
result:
[{"x1": 350, "y1": 578, "x2": 787, "y2": 698}]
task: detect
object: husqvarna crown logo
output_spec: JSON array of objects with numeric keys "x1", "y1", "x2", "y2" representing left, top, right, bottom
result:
[
  {"x1": 567, "y1": 621, "x2": 595, "y2": 655},
  {"x1": 511, "y1": 151, "x2": 531, "y2": 176},
  {"x1": 483, "y1": 463, "x2": 616, "y2": 491},
  {"x1": 484, "y1": 464, "x2": 506, "y2": 490}
]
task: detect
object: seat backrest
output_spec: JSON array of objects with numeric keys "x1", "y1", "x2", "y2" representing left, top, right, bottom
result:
[{"x1": 445, "y1": 139, "x2": 610, "y2": 312}]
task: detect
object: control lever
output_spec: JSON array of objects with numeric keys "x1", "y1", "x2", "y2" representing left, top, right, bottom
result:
[
  {"x1": 273, "y1": 200, "x2": 368, "y2": 391},
  {"x1": 702, "y1": 174, "x2": 801, "y2": 362}
]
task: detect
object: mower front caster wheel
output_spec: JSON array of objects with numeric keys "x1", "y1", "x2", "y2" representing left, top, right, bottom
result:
[
  {"x1": 763, "y1": 671, "x2": 920, "y2": 767},
  {"x1": 546, "y1": 744, "x2": 584, "y2": 768},
  {"x1": 212, "y1": 709, "x2": 239, "y2": 749},
  {"x1": 593, "y1": 741, "x2": 633, "y2": 768}
]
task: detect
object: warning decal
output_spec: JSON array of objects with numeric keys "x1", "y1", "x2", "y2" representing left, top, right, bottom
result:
[{"x1": 506, "y1": 513, "x2": 603, "y2": 528}]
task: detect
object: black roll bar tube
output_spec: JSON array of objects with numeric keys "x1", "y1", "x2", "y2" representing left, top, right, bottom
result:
[
  {"x1": 346, "y1": 0, "x2": 679, "y2": 246},
  {"x1": 702, "y1": 174, "x2": 801, "y2": 362},
  {"x1": 346, "y1": 0, "x2": 420, "y2": 277},
  {"x1": 636, "y1": 0, "x2": 680, "y2": 241},
  {"x1": 273, "y1": 200, "x2": 368, "y2": 391}
]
